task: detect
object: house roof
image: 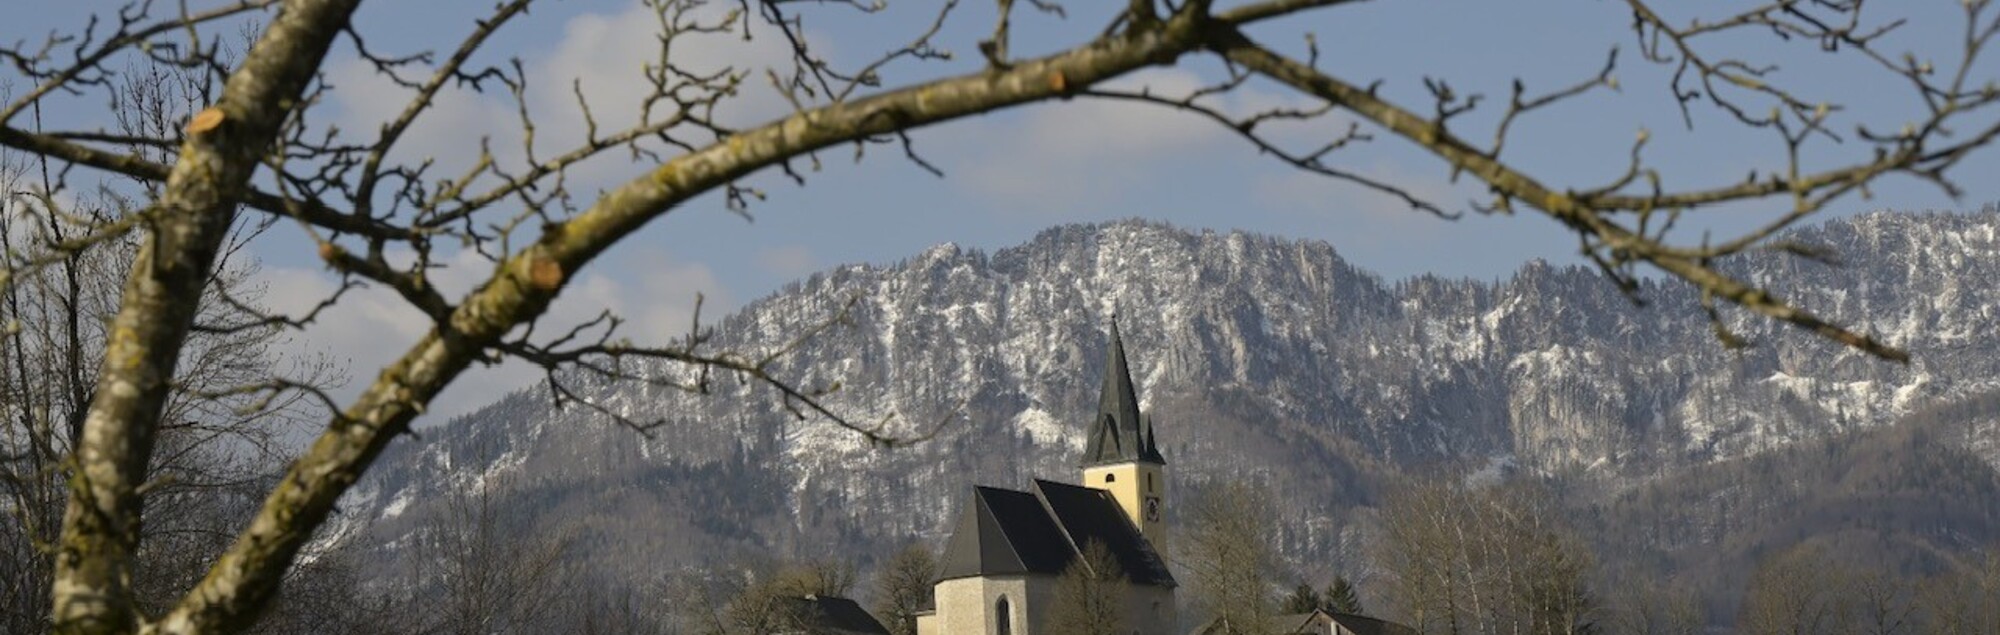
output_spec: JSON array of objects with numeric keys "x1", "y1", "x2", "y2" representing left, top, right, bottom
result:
[
  {"x1": 1325, "y1": 612, "x2": 1422, "y2": 635},
  {"x1": 1081, "y1": 321, "x2": 1166, "y2": 467},
  {"x1": 774, "y1": 595, "x2": 892, "y2": 635},
  {"x1": 1190, "y1": 610, "x2": 1419, "y2": 635},
  {"x1": 935, "y1": 481, "x2": 1175, "y2": 587}
]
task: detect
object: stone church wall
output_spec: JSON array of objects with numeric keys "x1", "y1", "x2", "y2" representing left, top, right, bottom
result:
[{"x1": 924, "y1": 574, "x2": 1057, "y2": 635}]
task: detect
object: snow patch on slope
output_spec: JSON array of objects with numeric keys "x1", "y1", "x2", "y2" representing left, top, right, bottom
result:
[{"x1": 1016, "y1": 408, "x2": 1081, "y2": 451}]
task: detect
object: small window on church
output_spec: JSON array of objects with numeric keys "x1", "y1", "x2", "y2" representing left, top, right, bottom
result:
[
  {"x1": 1104, "y1": 474, "x2": 1116, "y2": 484},
  {"x1": 1147, "y1": 473, "x2": 1154, "y2": 493},
  {"x1": 996, "y1": 596, "x2": 1012, "y2": 635}
]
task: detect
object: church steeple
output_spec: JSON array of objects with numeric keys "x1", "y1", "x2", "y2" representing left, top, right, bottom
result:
[
  {"x1": 1080, "y1": 319, "x2": 1169, "y2": 545},
  {"x1": 1082, "y1": 320, "x2": 1165, "y2": 467}
]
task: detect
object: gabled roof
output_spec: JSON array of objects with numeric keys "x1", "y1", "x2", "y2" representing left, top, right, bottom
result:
[
  {"x1": 1081, "y1": 321, "x2": 1166, "y2": 467},
  {"x1": 1032, "y1": 480, "x2": 1175, "y2": 586},
  {"x1": 1190, "y1": 610, "x2": 1420, "y2": 635},
  {"x1": 1325, "y1": 612, "x2": 1421, "y2": 635},
  {"x1": 772, "y1": 595, "x2": 892, "y2": 635},
  {"x1": 935, "y1": 481, "x2": 1176, "y2": 587},
  {"x1": 937, "y1": 486, "x2": 1077, "y2": 580}
]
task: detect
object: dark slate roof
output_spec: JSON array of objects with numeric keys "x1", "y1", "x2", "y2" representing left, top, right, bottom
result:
[
  {"x1": 1032, "y1": 480, "x2": 1175, "y2": 586},
  {"x1": 1081, "y1": 321, "x2": 1166, "y2": 467},
  {"x1": 1193, "y1": 612, "x2": 1311, "y2": 635},
  {"x1": 937, "y1": 486, "x2": 1077, "y2": 581},
  {"x1": 774, "y1": 595, "x2": 892, "y2": 635},
  {"x1": 935, "y1": 482, "x2": 1176, "y2": 587},
  {"x1": 1326, "y1": 612, "x2": 1421, "y2": 635},
  {"x1": 1192, "y1": 610, "x2": 1420, "y2": 635}
]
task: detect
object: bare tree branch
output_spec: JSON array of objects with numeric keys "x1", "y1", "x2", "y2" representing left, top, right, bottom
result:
[{"x1": 1204, "y1": 24, "x2": 1919, "y2": 360}]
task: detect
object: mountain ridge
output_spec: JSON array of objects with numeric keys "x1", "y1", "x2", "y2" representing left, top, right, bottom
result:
[{"x1": 332, "y1": 210, "x2": 2000, "y2": 600}]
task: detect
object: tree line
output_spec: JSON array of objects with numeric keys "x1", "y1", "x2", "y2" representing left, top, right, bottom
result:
[{"x1": 1178, "y1": 476, "x2": 2000, "y2": 635}]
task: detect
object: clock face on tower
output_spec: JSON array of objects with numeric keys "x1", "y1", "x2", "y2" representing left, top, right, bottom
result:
[{"x1": 1144, "y1": 496, "x2": 1162, "y2": 522}]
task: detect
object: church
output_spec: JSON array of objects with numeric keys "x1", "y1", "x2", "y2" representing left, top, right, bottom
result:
[{"x1": 914, "y1": 323, "x2": 1178, "y2": 635}]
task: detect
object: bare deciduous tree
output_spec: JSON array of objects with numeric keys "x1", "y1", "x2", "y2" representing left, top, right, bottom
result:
[
  {"x1": 1043, "y1": 539, "x2": 1129, "y2": 635},
  {"x1": 3, "y1": 0, "x2": 1998, "y2": 632},
  {"x1": 395, "y1": 480, "x2": 579, "y2": 635},
  {"x1": 1182, "y1": 480, "x2": 1280, "y2": 634},
  {"x1": 242, "y1": 540, "x2": 372, "y2": 635},
  {"x1": 720, "y1": 557, "x2": 860, "y2": 635},
  {"x1": 1375, "y1": 480, "x2": 1597, "y2": 635},
  {"x1": 1852, "y1": 570, "x2": 1917, "y2": 635},
  {"x1": 872, "y1": 543, "x2": 938, "y2": 635},
  {"x1": 1913, "y1": 548, "x2": 2000, "y2": 635},
  {"x1": 1737, "y1": 544, "x2": 1856, "y2": 635},
  {"x1": 1602, "y1": 571, "x2": 1704, "y2": 635},
  {"x1": 2, "y1": 63, "x2": 337, "y2": 634}
]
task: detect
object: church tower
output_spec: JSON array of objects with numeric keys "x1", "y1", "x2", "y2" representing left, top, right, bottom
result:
[
  {"x1": 916, "y1": 319, "x2": 1181, "y2": 635},
  {"x1": 1080, "y1": 321, "x2": 1168, "y2": 545}
]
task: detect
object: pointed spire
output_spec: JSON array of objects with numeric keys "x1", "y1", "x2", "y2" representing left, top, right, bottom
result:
[
  {"x1": 1143, "y1": 414, "x2": 1161, "y2": 460},
  {"x1": 1098, "y1": 320, "x2": 1143, "y2": 437},
  {"x1": 1082, "y1": 318, "x2": 1165, "y2": 466}
]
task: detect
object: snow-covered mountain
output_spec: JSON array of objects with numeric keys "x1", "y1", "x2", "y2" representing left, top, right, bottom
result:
[{"x1": 334, "y1": 211, "x2": 2000, "y2": 584}]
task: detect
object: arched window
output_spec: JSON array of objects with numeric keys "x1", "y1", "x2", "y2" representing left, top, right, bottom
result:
[
  {"x1": 996, "y1": 596, "x2": 1012, "y2": 635},
  {"x1": 1104, "y1": 473, "x2": 1116, "y2": 484},
  {"x1": 1146, "y1": 473, "x2": 1154, "y2": 493}
]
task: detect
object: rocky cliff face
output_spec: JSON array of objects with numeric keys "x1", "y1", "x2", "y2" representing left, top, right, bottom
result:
[{"x1": 333, "y1": 211, "x2": 2000, "y2": 582}]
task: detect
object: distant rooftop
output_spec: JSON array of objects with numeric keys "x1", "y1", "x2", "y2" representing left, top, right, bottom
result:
[{"x1": 774, "y1": 595, "x2": 891, "y2": 635}]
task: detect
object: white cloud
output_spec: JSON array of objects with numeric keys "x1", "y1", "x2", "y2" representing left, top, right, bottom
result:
[
  {"x1": 563, "y1": 252, "x2": 732, "y2": 344},
  {"x1": 328, "y1": 2, "x2": 802, "y2": 198},
  {"x1": 958, "y1": 68, "x2": 1319, "y2": 215},
  {"x1": 259, "y1": 249, "x2": 731, "y2": 425},
  {"x1": 540, "y1": 4, "x2": 798, "y2": 133},
  {"x1": 960, "y1": 69, "x2": 1217, "y2": 213},
  {"x1": 324, "y1": 58, "x2": 519, "y2": 179},
  {"x1": 296, "y1": 4, "x2": 807, "y2": 422}
]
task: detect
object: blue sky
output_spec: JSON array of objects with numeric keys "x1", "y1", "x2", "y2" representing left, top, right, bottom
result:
[{"x1": 10, "y1": 1, "x2": 1998, "y2": 419}]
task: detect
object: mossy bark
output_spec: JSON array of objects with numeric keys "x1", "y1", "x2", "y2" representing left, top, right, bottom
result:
[{"x1": 52, "y1": 2, "x2": 365, "y2": 634}]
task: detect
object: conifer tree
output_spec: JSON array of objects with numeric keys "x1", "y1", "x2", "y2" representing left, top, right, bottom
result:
[
  {"x1": 1281, "y1": 584, "x2": 1325, "y2": 614},
  {"x1": 1280, "y1": 576, "x2": 1363, "y2": 615},
  {"x1": 1328, "y1": 576, "x2": 1364, "y2": 615}
]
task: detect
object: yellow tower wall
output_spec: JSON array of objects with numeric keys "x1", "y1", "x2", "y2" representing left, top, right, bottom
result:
[{"x1": 1081, "y1": 462, "x2": 1165, "y2": 543}]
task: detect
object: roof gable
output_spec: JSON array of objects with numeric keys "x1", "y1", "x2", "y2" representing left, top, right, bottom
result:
[
  {"x1": 1033, "y1": 480, "x2": 1176, "y2": 587},
  {"x1": 934, "y1": 482, "x2": 1176, "y2": 587},
  {"x1": 1198, "y1": 610, "x2": 1419, "y2": 635},
  {"x1": 936, "y1": 486, "x2": 1075, "y2": 581},
  {"x1": 776, "y1": 595, "x2": 892, "y2": 635},
  {"x1": 1327, "y1": 612, "x2": 1421, "y2": 635}
]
